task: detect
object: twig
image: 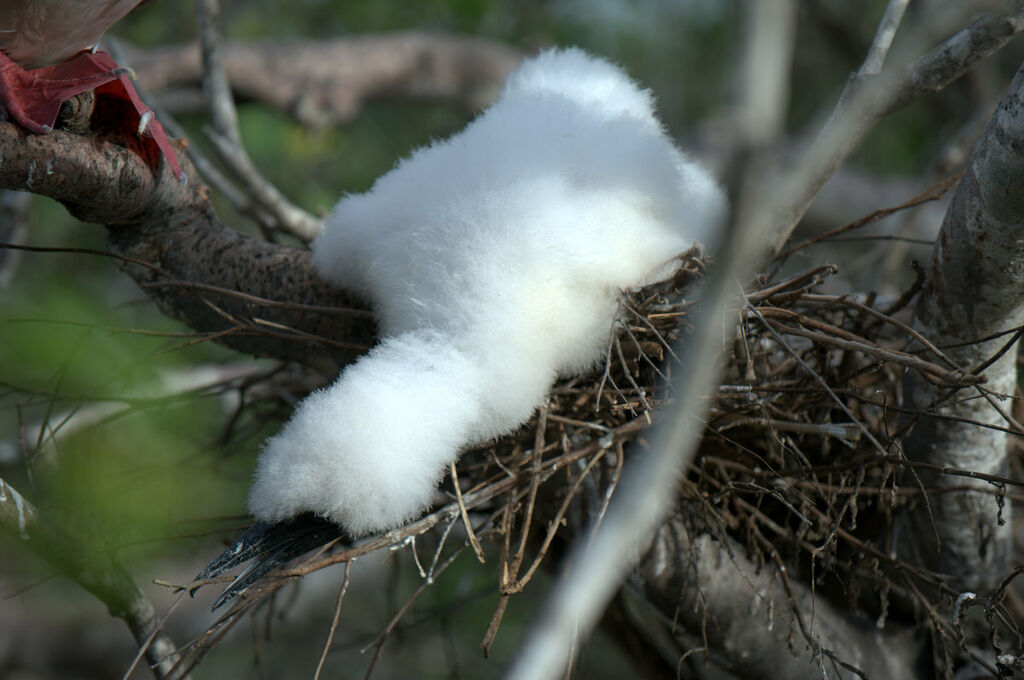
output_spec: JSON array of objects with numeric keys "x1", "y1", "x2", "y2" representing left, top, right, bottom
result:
[
  {"x1": 140, "y1": 278, "x2": 372, "y2": 317},
  {"x1": 195, "y1": 0, "x2": 322, "y2": 241},
  {"x1": 450, "y1": 461, "x2": 486, "y2": 563},
  {"x1": 195, "y1": 0, "x2": 239, "y2": 146},
  {"x1": 744, "y1": 264, "x2": 839, "y2": 304},
  {"x1": 202, "y1": 127, "x2": 323, "y2": 241},
  {"x1": 508, "y1": 405, "x2": 548, "y2": 578},
  {"x1": 120, "y1": 593, "x2": 188, "y2": 680},
  {"x1": 714, "y1": 416, "x2": 861, "y2": 447},
  {"x1": 360, "y1": 546, "x2": 466, "y2": 679},
  {"x1": 860, "y1": 0, "x2": 911, "y2": 75},
  {"x1": 775, "y1": 171, "x2": 961, "y2": 260},
  {"x1": 761, "y1": 315, "x2": 984, "y2": 387},
  {"x1": 313, "y1": 562, "x2": 351, "y2": 680}
]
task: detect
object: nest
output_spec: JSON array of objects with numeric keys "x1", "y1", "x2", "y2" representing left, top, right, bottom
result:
[{"x1": 177, "y1": 251, "x2": 1018, "y2": 676}]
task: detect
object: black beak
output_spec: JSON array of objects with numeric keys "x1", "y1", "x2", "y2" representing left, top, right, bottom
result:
[{"x1": 194, "y1": 513, "x2": 345, "y2": 610}]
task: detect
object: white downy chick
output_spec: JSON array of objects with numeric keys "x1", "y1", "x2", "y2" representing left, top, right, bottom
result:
[{"x1": 248, "y1": 47, "x2": 726, "y2": 536}]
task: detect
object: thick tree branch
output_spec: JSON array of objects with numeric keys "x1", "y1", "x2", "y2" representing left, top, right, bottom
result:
[
  {"x1": 123, "y1": 32, "x2": 523, "y2": 128},
  {"x1": 902, "y1": 60, "x2": 1024, "y2": 591},
  {"x1": 0, "y1": 123, "x2": 376, "y2": 373}
]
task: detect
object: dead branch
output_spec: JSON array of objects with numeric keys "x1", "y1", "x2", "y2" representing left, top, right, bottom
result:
[
  {"x1": 860, "y1": 0, "x2": 911, "y2": 76},
  {"x1": 507, "y1": 2, "x2": 802, "y2": 677}
]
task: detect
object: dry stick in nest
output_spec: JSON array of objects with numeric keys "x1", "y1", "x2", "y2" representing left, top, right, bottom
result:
[
  {"x1": 702, "y1": 298, "x2": 1023, "y2": 668},
  {"x1": 760, "y1": 313, "x2": 983, "y2": 387},
  {"x1": 482, "y1": 405, "x2": 550, "y2": 654},
  {"x1": 696, "y1": 284, "x2": 947, "y2": 587},
  {"x1": 484, "y1": 426, "x2": 619, "y2": 654}
]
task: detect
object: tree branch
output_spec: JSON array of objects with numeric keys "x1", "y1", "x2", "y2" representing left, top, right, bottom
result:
[
  {"x1": 0, "y1": 123, "x2": 376, "y2": 373},
  {"x1": 196, "y1": 0, "x2": 322, "y2": 242},
  {"x1": 901, "y1": 59, "x2": 1024, "y2": 591},
  {"x1": 859, "y1": 0, "x2": 910, "y2": 76},
  {"x1": 507, "y1": 2, "x2": 801, "y2": 676},
  {"x1": 0, "y1": 477, "x2": 189, "y2": 679},
  {"x1": 123, "y1": 32, "x2": 523, "y2": 128},
  {"x1": 771, "y1": 6, "x2": 1024, "y2": 253}
]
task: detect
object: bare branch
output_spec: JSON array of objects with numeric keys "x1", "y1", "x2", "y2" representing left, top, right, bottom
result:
[
  {"x1": 860, "y1": 0, "x2": 911, "y2": 76},
  {"x1": 195, "y1": 0, "x2": 322, "y2": 242},
  {"x1": 735, "y1": 0, "x2": 797, "y2": 145},
  {"x1": 507, "y1": 2, "x2": 800, "y2": 677},
  {"x1": 202, "y1": 124, "x2": 322, "y2": 241},
  {"x1": 195, "y1": 0, "x2": 241, "y2": 147},
  {"x1": 0, "y1": 477, "x2": 189, "y2": 680},
  {"x1": 771, "y1": 7, "x2": 1024, "y2": 253}
]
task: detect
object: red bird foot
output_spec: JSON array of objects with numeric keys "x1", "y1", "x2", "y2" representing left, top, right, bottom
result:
[{"x1": 0, "y1": 48, "x2": 184, "y2": 181}]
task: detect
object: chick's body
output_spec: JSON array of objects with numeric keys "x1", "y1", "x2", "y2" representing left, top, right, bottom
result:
[{"x1": 248, "y1": 48, "x2": 725, "y2": 535}]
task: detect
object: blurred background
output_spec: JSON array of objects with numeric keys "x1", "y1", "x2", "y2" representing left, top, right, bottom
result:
[{"x1": 2, "y1": 1, "x2": 1023, "y2": 678}]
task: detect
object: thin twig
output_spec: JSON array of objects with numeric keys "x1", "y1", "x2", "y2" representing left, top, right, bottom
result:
[
  {"x1": 860, "y1": 0, "x2": 911, "y2": 76},
  {"x1": 313, "y1": 562, "x2": 351, "y2": 680},
  {"x1": 450, "y1": 461, "x2": 486, "y2": 563},
  {"x1": 195, "y1": 0, "x2": 322, "y2": 241},
  {"x1": 775, "y1": 171, "x2": 961, "y2": 260}
]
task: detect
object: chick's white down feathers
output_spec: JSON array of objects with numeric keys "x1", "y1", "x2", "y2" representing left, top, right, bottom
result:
[{"x1": 248, "y1": 48, "x2": 726, "y2": 535}]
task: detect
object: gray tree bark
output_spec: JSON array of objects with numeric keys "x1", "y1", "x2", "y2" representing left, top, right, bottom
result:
[{"x1": 902, "y1": 62, "x2": 1024, "y2": 591}]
